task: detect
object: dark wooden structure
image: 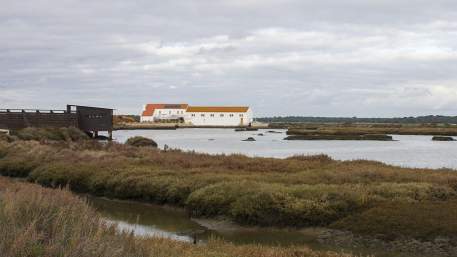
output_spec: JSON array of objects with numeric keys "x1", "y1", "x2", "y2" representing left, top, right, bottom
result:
[{"x1": 0, "y1": 105, "x2": 114, "y2": 139}]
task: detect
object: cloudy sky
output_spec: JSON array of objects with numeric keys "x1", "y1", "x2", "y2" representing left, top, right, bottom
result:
[{"x1": 1, "y1": 0, "x2": 457, "y2": 117}]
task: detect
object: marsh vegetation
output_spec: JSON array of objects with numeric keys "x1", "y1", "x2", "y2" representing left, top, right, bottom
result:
[
  {"x1": 284, "y1": 123, "x2": 457, "y2": 136},
  {"x1": 1, "y1": 128, "x2": 457, "y2": 246},
  {"x1": 432, "y1": 136, "x2": 455, "y2": 141},
  {"x1": 284, "y1": 134, "x2": 393, "y2": 141},
  {"x1": 0, "y1": 177, "x2": 352, "y2": 257}
]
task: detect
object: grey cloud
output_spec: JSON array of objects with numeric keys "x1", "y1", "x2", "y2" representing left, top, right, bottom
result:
[{"x1": 1, "y1": 0, "x2": 457, "y2": 116}]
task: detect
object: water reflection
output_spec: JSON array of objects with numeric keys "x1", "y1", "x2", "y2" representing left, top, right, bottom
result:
[
  {"x1": 87, "y1": 196, "x2": 419, "y2": 257},
  {"x1": 88, "y1": 196, "x2": 322, "y2": 246},
  {"x1": 89, "y1": 196, "x2": 202, "y2": 242}
]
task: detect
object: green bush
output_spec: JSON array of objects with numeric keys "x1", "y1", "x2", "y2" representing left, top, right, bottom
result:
[
  {"x1": 187, "y1": 181, "x2": 257, "y2": 216},
  {"x1": 126, "y1": 136, "x2": 158, "y2": 148}
]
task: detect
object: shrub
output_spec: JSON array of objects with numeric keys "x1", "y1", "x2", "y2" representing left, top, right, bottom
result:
[
  {"x1": 126, "y1": 136, "x2": 158, "y2": 148},
  {"x1": 0, "y1": 133, "x2": 15, "y2": 142},
  {"x1": 10, "y1": 127, "x2": 88, "y2": 141},
  {"x1": 186, "y1": 181, "x2": 259, "y2": 216}
]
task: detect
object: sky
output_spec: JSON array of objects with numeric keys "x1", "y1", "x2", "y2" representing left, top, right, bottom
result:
[{"x1": 1, "y1": 0, "x2": 457, "y2": 117}]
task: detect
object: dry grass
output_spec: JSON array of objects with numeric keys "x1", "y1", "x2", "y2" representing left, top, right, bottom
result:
[
  {"x1": 0, "y1": 177, "x2": 355, "y2": 257},
  {"x1": 0, "y1": 178, "x2": 149, "y2": 257}
]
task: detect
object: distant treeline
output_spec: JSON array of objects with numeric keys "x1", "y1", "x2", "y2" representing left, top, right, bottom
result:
[{"x1": 257, "y1": 115, "x2": 457, "y2": 124}]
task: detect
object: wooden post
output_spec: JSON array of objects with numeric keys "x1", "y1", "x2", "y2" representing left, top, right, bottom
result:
[
  {"x1": 192, "y1": 233, "x2": 197, "y2": 245},
  {"x1": 108, "y1": 130, "x2": 113, "y2": 141}
]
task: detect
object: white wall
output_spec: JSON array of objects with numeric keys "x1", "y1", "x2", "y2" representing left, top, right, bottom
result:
[
  {"x1": 141, "y1": 108, "x2": 186, "y2": 122},
  {"x1": 185, "y1": 109, "x2": 253, "y2": 126},
  {"x1": 140, "y1": 116, "x2": 154, "y2": 122}
]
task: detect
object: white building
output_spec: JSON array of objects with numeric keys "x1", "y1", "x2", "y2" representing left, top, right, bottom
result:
[
  {"x1": 140, "y1": 104, "x2": 253, "y2": 126},
  {"x1": 140, "y1": 104, "x2": 188, "y2": 123},
  {"x1": 185, "y1": 106, "x2": 253, "y2": 126}
]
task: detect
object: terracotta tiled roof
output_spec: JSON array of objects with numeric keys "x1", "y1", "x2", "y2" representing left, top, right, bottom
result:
[
  {"x1": 186, "y1": 106, "x2": 249, "y2": 113},
  {"x1": 142, "y1": 104, "x2": 188, "y2": 116}
]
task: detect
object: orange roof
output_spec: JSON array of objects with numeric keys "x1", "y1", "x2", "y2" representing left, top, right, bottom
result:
[
  {"x1": 186, "y1": 106, "x2": 249, "y2": 113},
  {"x1": 142, "y1": 103, "x2": 188, "y2": 116}
]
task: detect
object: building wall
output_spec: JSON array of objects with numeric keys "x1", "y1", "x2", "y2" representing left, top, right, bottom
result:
[
  {"x1": 140, "y1": 108, "x2": 186, "y2": 122},
  {"x1": 76, "y1": 106, "x2": 113, "y2": 132},
  {"x1": 185, "y1": 109, "x2": 253, "y2": 126}
]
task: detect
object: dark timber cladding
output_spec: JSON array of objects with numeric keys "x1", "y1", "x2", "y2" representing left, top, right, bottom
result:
[{"x1": 0, "y1": 105, "x2": 114, "y2": 139}]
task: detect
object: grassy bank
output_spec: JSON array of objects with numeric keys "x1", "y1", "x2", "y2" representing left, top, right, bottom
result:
[
  {"x1": 0, "y1": 177, "x2": 351, "y2": 257},
  {"x1": 285, "y1": 123, "x2": 457, "y2": 136},
  {"x1": 1, "y1": 130, "x2": 457, "y2": 241},
  {"x1": 284, "y1": 134, "x2": 393, "y2": 141}
]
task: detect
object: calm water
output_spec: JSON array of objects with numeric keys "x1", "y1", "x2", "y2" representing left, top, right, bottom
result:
[
  {"x1": 114, "y1": 128, "x2": 457, "y2": 169},
  {"x1": 88, "y1": 196, "x2": 320, "y2": 246},
  {"x1": 87, "y1": 196, "x2": 415, "y2": 257}
]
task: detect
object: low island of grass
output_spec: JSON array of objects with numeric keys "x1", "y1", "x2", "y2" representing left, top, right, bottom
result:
[
  {"x1": 274, "y1": 122, "x2": 457, "y2": 136},
  {"x1": 432, "y1": 136, "x2": 455, "y2": 141},
  {"x1": 1, "y1": 127, "x2": 457, "y2": 256},
  {"x1": 285, "y1": 128, "x2": 394, "y2": 141},
  {"x1": 284, "y1": 134, "x2": 393, "y2": 141}
]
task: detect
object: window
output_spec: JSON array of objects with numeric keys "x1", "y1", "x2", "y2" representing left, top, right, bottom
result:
[
  {"x1": 229, "y1": 114, "x2": 234, "y2": 117},
  {"x1": 191, "y1": 114, "x2": 195, "y2": 117},
  {"x1": 220, "y1": 114, "x2": 224, "y2": 117},
  {"x1": 210, "y1": 114, "x2": 215, "y2": 117},
  {"x1": 201, "y1": 114, "x2": 205, "y2": 117},
  {"x1": 87, "y1": 114, "x2": 104, "y2": 119},
  {"x1": 239, "y1": 114, "x2": 243, "y2": 117}
]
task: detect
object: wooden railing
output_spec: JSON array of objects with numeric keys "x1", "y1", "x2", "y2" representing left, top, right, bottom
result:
[{"x1": 0, "y1": 109, "x2": 75, "y2": 114}]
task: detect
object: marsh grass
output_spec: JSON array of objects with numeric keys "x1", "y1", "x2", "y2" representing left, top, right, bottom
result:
[
  {"x1": 0, "y1": 178, "x2": 149, "y2": 257},
  {"x1": 0, "y1": 177, "x2": 357, "y2": 257},
  {"x1": 1, "y1": 136, "x2": 457, "y2": 239},
  {"x1": 9, "y1": 127, "x2": 89, "y2": 142},
  {"x1": 331, "y1": 201, "x2": 457, "y2": 240},
  {"x1": 284, "y1": 134, "x2": 393, "y2": 141},
  {"x1": 287, "y1": 124, "x2": 457, "y2": 136}
]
